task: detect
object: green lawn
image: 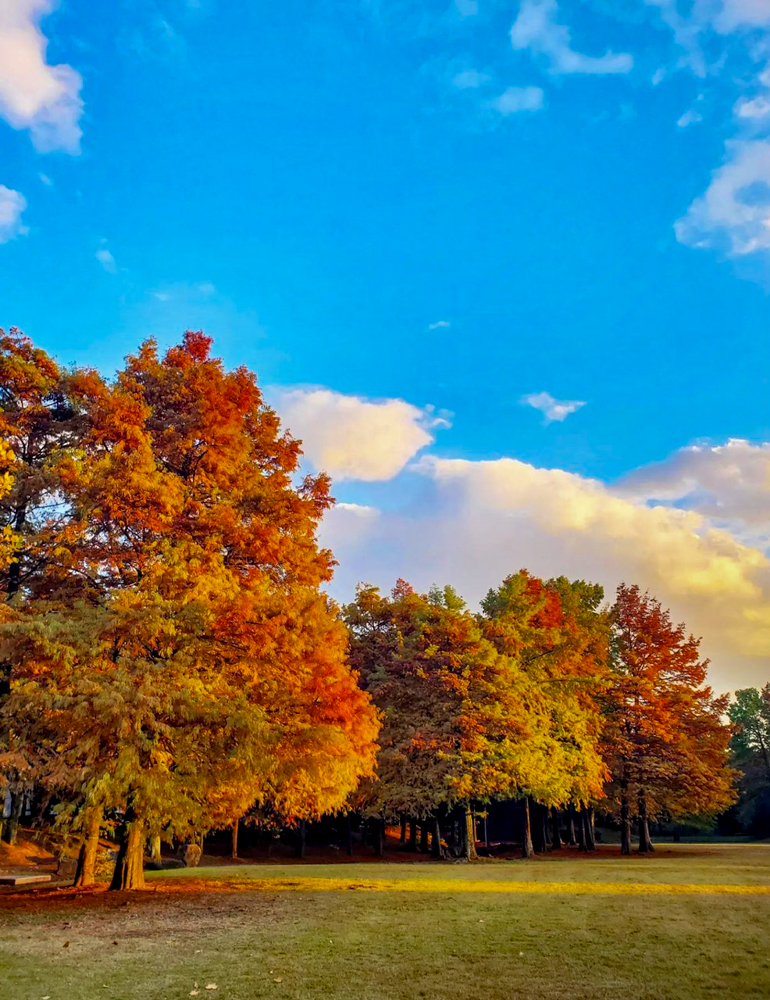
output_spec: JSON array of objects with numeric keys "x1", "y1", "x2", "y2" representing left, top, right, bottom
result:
[{"x1": 1, "y1": 845, "x2": 769, "y2": 1000}]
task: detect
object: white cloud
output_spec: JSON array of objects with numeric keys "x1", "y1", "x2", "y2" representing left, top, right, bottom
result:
[
  {"x1": 38, "y1": 171, "x2": 52, "y2": 186},
  {"x1": 511, "y1": 0, "x2": 633, "y2": 76},
  {"x1": 324, "y1": 451, "x2": 770, "y2": 690},
  {"x1": 675, "y1": 139, "x2": 770, "y2": 256},
  {"x1": 0, "y1": 0, "x2": 83, "y2": 154},
  {"x1": 615, "y1": 439, "x2": 770, "y2": 541},
  {"x1": 521, "y1": 390, "x2": 586, "y2": 423},
  {"x1": 735, "y1": 95, "x2": 770, "y2": 119},
  {"x1": 0, "y1": 185, "x2": 28, "y2": 243},
  {"x1": 428, "y1": 319, "x2": 451, "y2": 329},
  {"x1": 490, "y1": 85, "x2": 545, "y2": 114},
  {"x1": 197, "y1": 280, "x2": 217, "y2": 297},
  {"x1": 95, "y1": 245, "x2": 118, "y2": 274},
  {"x1": 274, "y1": 387, "x2": 450, "y2": 482}
]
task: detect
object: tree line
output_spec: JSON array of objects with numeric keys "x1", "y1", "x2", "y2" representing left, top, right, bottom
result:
[{"x1": 0, "y1": 330, "x2": 740, "y2": 890}]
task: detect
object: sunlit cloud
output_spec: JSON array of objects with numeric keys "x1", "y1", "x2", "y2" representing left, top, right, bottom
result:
[
  {"x1": 323, "y1": 447, "x2": 770, "y2": 690},
  {"x1": 274, "y1": 387, "x2": 451, "y2": 482}
]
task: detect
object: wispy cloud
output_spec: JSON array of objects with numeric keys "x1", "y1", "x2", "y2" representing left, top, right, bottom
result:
[
  {"x1": 511, "y1": 0, "x2": 633, "y2": 76},
  {"x1": 521, "y1": 390, "x2": 586, "y2": 423},
  {"x1": 428, "y1": 319, "x2": 451, "y2": 329},
  {"x1": 0, "y1": 186, "x2": 28, "y2": 244},
  {"x1": 489, "y1": 85, "x2": 545, "y2": 115},
  {"x1": 677, "y1": 108, "x2": 703, "y2": 128},
  {"x1": 675, "y1": 139, "x2": 770, "y2": 257},
  {"x1": 451, "y1": 69, "x2": 489, "y2": 90},
  {"x1": 95, "y1": 243, "x2": 118, "y2": 274}
]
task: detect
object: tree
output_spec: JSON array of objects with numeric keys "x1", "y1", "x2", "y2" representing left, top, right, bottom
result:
[
  {"x1": 604, "y1": 584, "x2": 735, "y2": 854},
  {"x1": 480, "y1": 571, "x2": 609, "y2": 854},
  {"x1": 729, "y1": 686, "x2": 770, "y2": 837},
  {"x1": 0, "y1": 329, "x2": 81, "y2": 608},
  {"x1": 2, "y1": 332, "x2": 379, "y2": 887},
  {"x1": 346, "y1": 579, "x2": 546, "y2": 860},
  {"x1": 0, "y1": 330, "x2": 83, "y2": 844}
]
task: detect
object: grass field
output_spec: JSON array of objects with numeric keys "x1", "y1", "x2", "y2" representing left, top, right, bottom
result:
[{"x1": 1, "y1": 844, "x2": 769, "y2": 1000}]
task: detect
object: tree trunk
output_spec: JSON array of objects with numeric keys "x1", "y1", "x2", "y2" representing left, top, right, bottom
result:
[
  {"x1": 295, "y1": 819, "x2": 307, "y2": 859},
  {"x1": 74, "y1": 807, "x2": 102, "y2": 887},
  {"x1": 551, "y1": 807, "x2": 561, "y2": 850},
  {"x1": 149, "y1": 834, "x2": 162, "y2": 864},
  {"x1": 431, "y1": 815, "x2": 442, "y2": 859},
  {"x1": 566, "y1": 804, "x2": 577, "y2": 846},
  {"x1": 407, "y1": 818, "x2": 417, "y2": 851},
  {"x1": 3, "y1": 788, "x2": 23, "y2": 846},
  {"x1": 620, "y1": 784, "x2": 632, "y2": 856},
  {"x1": 374, "y1": 817, "x2": 384, "y2": 857},
  {"x1": 521, "y1": 798, "x2": 534, "y2": 859},
  {"x1": 637, "y1": 791, "x2": 654, "y2": 853},
  {"x1": 419, "y1": 820, "x2": 429, "y2": 853},
  {"x1": 576, "y1": 806, "x2": 586, "y2": 851},
  {"x1": 345, "y1": 814, "x2": 354, "y2": 857},
  {"x1": 109, "y1": 812, "x2": 145, "y2": 891},
  {"x1": 582, "y1": 807, "x2": 595, "y2": 852},
  {"x1": 538, "y1": 802, "x2": 548, "y2": 852},
  {"x1": 464, "y1": 803, "x2": 478, "y2": 861},
  {"x1": 484, "y1": 811, "x2": 491, "y2": 852},
  {"x1": 530, "y1": 798, "x2": 546, "y2": 853},
  {"x1": 231, "y1": 818, "x2": 239, "y2": 860},
  {"x1": 399, "y1": 814, "x2": 407, "y2": 843}
]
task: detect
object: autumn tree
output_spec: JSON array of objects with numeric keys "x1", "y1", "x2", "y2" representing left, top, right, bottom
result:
[
  {"x1": 346, "y1": 580, "x2": 542, "y2": 860},
  {"x1": 0, "y1": 331, "x2": 85, "y2": 844},
  {"x1": 2, "y1": 332, "x2": 378, "y2": 887},
  {"x1": 604, "y1": 584, "x2": 735, "y2": 854},
  {"x1": 480, "y1": 571, "x2": 609, "y2": 855}
]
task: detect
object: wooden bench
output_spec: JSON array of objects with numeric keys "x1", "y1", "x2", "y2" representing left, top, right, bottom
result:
[{"x1": 0, "y1": 874, "x2": 53, "y2": 886}]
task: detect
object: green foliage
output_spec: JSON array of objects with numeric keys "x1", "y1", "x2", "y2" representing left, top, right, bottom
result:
[{"x1": 729, "y1": 686, "x2": 770, "y2": 836}]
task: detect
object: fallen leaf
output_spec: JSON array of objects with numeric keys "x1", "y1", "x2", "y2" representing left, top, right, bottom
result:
[
  {"x1": 190, "y1": 992, "x2": 200, "y2": 997},
  {"x1": 205, "y1": 987, "x2": 218, "y2": 992},
  {"x1": 273, "y1": 978, "x2": 283, "y2": 984},
  {"x1": 63, "y1": 941, "x2": 70, "y2": 948}
]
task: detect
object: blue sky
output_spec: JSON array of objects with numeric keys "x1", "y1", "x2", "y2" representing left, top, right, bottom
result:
[{"x1": 1, "y1": 0, "x2": 769, "y2": 689}]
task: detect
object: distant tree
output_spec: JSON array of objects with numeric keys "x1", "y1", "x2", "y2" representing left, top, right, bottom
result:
[
  {"x1": 729, "y1": 686, "x2": 770, "y2": 837},
  {"x1": 604, "y1": 584, "x2": 735, "y2": 854}
]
